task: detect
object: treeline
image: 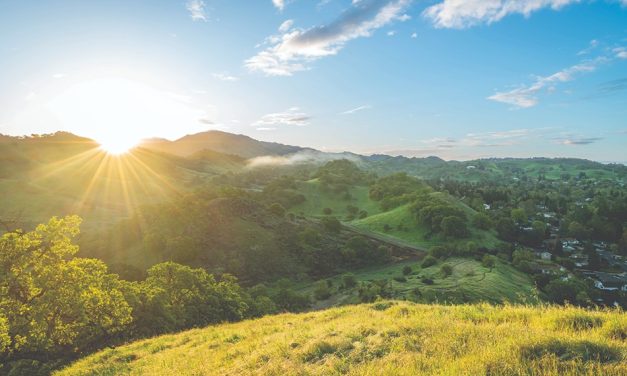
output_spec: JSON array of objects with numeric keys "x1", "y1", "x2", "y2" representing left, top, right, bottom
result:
[{"x1": 0, "y1": 216, "x2": 288, "y2": 375}]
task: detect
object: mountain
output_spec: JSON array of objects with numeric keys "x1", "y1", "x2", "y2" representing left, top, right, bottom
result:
[
  {"x1": 141, "y1": 130, "x2": 310, "y2": 159},
  {"x1": 57, "y1": 301, "x2": 627, "y2": 375}
]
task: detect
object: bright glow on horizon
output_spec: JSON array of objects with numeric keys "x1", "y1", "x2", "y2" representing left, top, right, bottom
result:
[{"x1": 46, "y1": 77, "x2": 206, "y2": 151}]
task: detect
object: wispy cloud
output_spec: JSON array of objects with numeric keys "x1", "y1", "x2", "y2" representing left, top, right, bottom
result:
[
  {"x1": 246, "y1": 0, "x2": 411, "y2": 76},
  {"x1": 341, "y1": 105, "x2": 371, "y2": 114},
  {"x1": 186, "y1": 0, "x2": 207, "y2": 22},
  {"x1": 614, "y1": 47, "x2": 627, "y2": 59},
  {"x1": 273, "y1": 0, "x2": 285, "y2": 11},
  {"x1": 488, "y1": 56, "x2": 608, "y2": 108},
  {"x1": 212, "y1": 72, "x2": 239, "y2": 81},
  {"x1": 423, "y1": 0, "x2": 580, "y2": 29},
  {"x1": 555, "y1": 136, "x2": 603, "y2": 145},
  {"x1": 253, "y1": 107, "x2": 310, "y2": 128}
]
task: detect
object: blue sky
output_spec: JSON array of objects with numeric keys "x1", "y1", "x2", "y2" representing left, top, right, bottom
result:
[{"x1": 0, "y1": 0, "x2": 626, "y2": 161}]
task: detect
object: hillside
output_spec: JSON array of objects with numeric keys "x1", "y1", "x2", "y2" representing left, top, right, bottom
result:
[
  {"x1": 0, "y1": 133, "x2": 245, "y2": 229},
  {"x1": 141, "y1": 130, "x2": 308, "y2": 158},
  {"x1": 58, "y1": 301, "x2": 627, "y2": 376}
]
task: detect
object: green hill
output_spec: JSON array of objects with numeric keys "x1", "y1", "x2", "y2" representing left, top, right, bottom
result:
[
  {"x1": 298, "y1": 257, "x2": 538, "y2": 309},
  {"x1": 57, "y1": 301, "x2": 627, "y2": 376},
  {"x1": 353, "y1": 192, "x2": 501, "y2": 250}
]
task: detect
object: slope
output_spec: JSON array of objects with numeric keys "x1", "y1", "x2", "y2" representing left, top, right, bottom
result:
[{"x1": 58, "y1": 301, "x2": 627, "y2": 376}]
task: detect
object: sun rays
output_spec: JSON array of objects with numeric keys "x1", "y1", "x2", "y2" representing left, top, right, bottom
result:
[{"x1": 31, "y1": 146, "x2": 183, "y2": 228}]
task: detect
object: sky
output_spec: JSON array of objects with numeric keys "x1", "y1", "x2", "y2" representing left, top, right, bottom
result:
[{"x1": 0, "y1": 0, "x2": 626, "y2": 162}]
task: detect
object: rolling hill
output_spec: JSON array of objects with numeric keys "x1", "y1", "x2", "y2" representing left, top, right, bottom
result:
[
  {"x1": 140, "y1": 130, "x2": 309, "y2": 158},
  {"x1": 57, "y1": 301, "x2": 627, "y2": 376}
]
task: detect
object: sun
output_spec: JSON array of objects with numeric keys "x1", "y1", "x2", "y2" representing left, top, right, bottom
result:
[
  {"x1": 46, "y1": 76, "x2": 205, "y2": 152},
  {"x1": 97, "y1": 137, "x2": 138, "y2": 155}
]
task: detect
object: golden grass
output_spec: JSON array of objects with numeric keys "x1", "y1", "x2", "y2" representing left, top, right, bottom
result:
[{"x1": 57, "y1": 301, "x2": 627, "y2": 376}]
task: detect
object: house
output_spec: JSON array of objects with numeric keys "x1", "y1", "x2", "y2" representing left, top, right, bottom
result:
[
  {"x1": 592, "y1": 272, "x2": 627, "y2": 292},
  {"x1": 483, "y1": 203, "x2": 491, "y2": 211},
  {"x1": 537, "y1": 251, "x2": 552, "y2": 261},
  {"x1": 466, "y1": 165, "x2": 476, "y2": 170}
]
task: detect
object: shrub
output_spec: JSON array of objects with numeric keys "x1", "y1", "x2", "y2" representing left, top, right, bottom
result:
[
  {"x1": 402, "y1": 265, "x2": 412, "y2": 275},
  {"x1": 482, "y1": 255, "x2": 495, "y2": 269},
  {"x1": 421, "y1": 277, "x2": 434, "y2": 285},
  {"x1": 440, "y1": 264, "x2": 453, "y2": 277},
  {"x1": 342, "y1": 273, "x2": 357, "y2": 289},
  {"x1": 323, "y1": 207, "x2": 333, "y2": 215},
  {"x1": 393, "y1": 276, "x2": 407, "y2": 283},
  {"x1": 313, "y1": 281, "x2": 332, "y2": 300},
  {"x1": 421, "y1": 256, "x2": 437, "y2": 268}
]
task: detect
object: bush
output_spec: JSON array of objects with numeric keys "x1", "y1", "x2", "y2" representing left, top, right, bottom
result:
[
  {"x1": 269, "y1": 203, "x2": 286, "y2": 217},
  {"x1": 421, "y1": 256, "x2": 437, "y2": 268},
  {"x1": 402, "y1": 265, "x2": 412, "y2": 275},
  {"x1": 429, "y1": 246, "x2": 449, "y2": 259},
  {"x1": 341, "y1": 273, "x2": 357, "y2": 289},
  {"x1": 393, "y1": 276, "x2": 407, "y2": 283},
  {"x1": 313, "y1": 281, "x2": 332, "y2": 300},
  {"x1": 440, "y1": 264, "x2": 453, "y2": 277},
  {"x1": 321, "y1": 216, "x2": 342, "y2": 233},
  {"x1": 421, "y1": 277, "x2": 434, "y2": 285},
  {"x1": 482, "y1": 255, "x2": 495, "y2": 269},
  {"x1": 323, "y1": 207, "x2": 333, "y2": 215}
]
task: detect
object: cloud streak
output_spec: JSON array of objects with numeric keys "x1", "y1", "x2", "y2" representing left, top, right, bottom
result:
[
  {"x1": 186, "y1": 0, "x2": 207, "y2": 22},
  {"x1": 423, "y1": 0, "x2": 580, "y2": 29},
  {"x1": 341, "y1": 105, "x2": 371, "y2": 114},
  {"x1": 246, "y1": 0, "x2": 411, "y2": 76},
  {"x1": 253, "y1": 107, "x2": 311, "y2": 128},
  {"x1": 488, "y1": 56, "x2": 607, "y2": 108}
]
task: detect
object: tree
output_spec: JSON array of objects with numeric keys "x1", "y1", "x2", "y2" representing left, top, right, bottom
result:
[
  {"x1": 313, "y1": 281, "x2": 332, "y2": 300},
  {"x1": 402, "y1": 266, "x2": 413, "y2": 275},
  {"x1": 441, "y1": 216, "x2": 468, "y2": 238},
  {"x1": 341, "y1": 273, "x2": 357, "y2": 288},
  {"x1": 482, "y1": 255, "x2": 495, "y2": 269},
  {"x1": 473, "y1": 213, "x2": 493, "y2": 230},
  {"x1": 321, "y1": 216, "x2": 341, "y2": 233},
  {"x1": 0, "y1": 216, "x2": 132, "y2": 357},
  {"x1": 511, "y1": 208, "x2": 527, "y2": 225}
]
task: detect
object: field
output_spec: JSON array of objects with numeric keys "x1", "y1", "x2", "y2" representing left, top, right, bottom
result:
[
  {"x1": 297, "y1": 257, "x2": 539, "y2": 309},
  {"x1": 57, "y1": 301, "x2": 627, "y2": 376}
]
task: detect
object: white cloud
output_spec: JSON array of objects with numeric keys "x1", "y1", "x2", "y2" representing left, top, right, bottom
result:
[
  {"x1": 186, "y1": 0, "x2": 207, "y2": 22},
  {"x1": 614, "y1": 47, "x2": 627, "y2": 59},
  {"x1": 423, "y1": 0, "x2": 580, "y2": 29},
  {"x1": 341, "y1": 105, "x2": 371, "y2": 114},
  {"x1": 253, "y1": 107, "x2": 310, "y2": 126},
  {"x1": 411, "y1": 32, "x2": 418, "y2": 38},
  {"x1": 246, "y1": 0, "x2": 411, "y2": 76},
  {"x1": 279, "y1": 19, "x2": 294, "y2": 33},
  {"x1": 212, "y1": 72, "x2": 239, "y2": 81},
  {"x1": 52, "y1": 73, "x2": 66, "y2": 79},
  {"x1": 273, "y1": 0, "x2": 285, "y2": 11},
  {"x1": 488, "y1": 56, "x2": 606, "y2": 108},
  {"x1": 387, "y1": 30, "x2": 396, "y2": 36}
]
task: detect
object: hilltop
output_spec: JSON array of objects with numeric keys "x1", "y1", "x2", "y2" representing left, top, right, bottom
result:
[{"x1": 57, "y1": 301, "x2": 627, "y2": 376}]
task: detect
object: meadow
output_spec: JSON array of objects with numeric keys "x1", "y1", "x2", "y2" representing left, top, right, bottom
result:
[{"x1": 57, "y1": 301, "x2": 627, "y2": 376}]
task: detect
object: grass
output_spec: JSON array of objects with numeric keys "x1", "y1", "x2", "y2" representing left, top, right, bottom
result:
[
  {"x1": 352, "y1": 193, "x2": 501, "y2": 250},
  {"x1": 289, "y1": 179, "x2": 382, "y2": 219},
  {"x1": 299, "y1": 257, "x2": 539, "y2": 309},
  {"x1": 57, "y1": 301, "x2": 627, "y2": 376}
]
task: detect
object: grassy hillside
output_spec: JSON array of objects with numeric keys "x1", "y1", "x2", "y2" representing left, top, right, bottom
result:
[
  {"x1": 58, "y1": 301, "x2": 627, "y2": 376},
  {"x1": 289, "y1": 179, "x2": 382, "y2": 218},
  {"x1": 354, "y1": 192, "x2": 500, "y2": 250},
  {"x1": 0, "y1": 134, "x2": 244, "y2": 229},
  {"x1": 298, "y1": 258, "x2": 538, "y2": 309},
  {"x1": 365, "y1": 156, "x2": 627, "y2": 182}
]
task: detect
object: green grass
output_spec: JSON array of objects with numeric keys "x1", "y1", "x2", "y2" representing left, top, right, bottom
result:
[
  {"x1": 57, "y1": 301, "x2": 627, "y2": 376},
  {"x1": 299, "y1": 257, "x2": 538, "y2": 309},
  {"x1": 289, "y1": 179, "x2": 382, "y2": 219},
  {"x1": 352, "y1": 193, "x2": 501, "y2": 250}
]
